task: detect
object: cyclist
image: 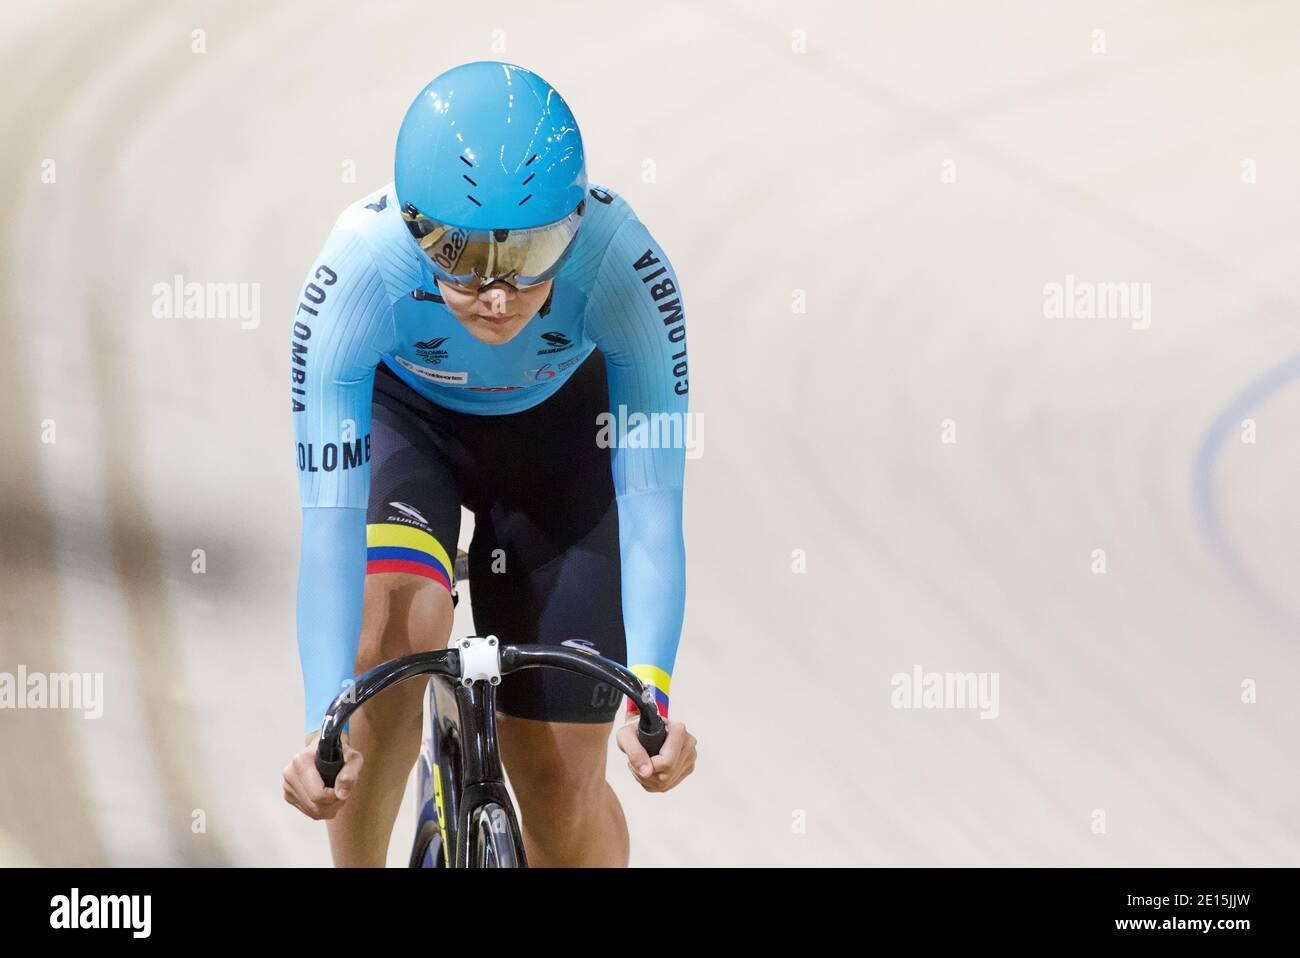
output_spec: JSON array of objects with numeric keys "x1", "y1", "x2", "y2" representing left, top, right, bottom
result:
[{"x1": 280, "y1": 61, "x2": 697, "y2": 866}]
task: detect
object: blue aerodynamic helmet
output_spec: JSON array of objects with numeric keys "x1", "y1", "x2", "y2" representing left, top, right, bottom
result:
[{"x1": 395, "y1": 61, "x2": 588, "y2": 288}]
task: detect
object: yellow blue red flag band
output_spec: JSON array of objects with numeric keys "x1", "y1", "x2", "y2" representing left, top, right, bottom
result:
[
  {"x1": 365, "y1": 523, "x2": 454, "y2": 592},
  {"x1": 626, "y1": 663, "x2": 671, "y2": 717}
]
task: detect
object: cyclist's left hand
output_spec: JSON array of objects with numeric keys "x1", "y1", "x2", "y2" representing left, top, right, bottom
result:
[{"x1": 617, "y1": 717, "x2": 696, "y2": 792}]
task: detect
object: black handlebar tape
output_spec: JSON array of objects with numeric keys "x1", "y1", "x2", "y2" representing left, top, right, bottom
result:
[
  {"x1": 637, "y1": 722, "x2": 668, "y2": 758},
  {"x1": 316, "y1": 751, "x2": 345, "y2": 790}
]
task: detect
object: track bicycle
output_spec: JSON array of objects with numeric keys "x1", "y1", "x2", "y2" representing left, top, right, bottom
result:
[{"x1": 314, "y1": 561, "x2": 667, "y2": 867}]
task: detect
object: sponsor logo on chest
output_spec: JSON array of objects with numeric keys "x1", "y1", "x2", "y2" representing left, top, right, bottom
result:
[
  {"x1": 537, "y1": 331, "x2": 575, "y2": 355},
  {"x1": 413, "y1": 337, "x2": 449, "y2": 364},
  {"x1": 395, "y1": 355, "x2": 469, "y2": 384}
]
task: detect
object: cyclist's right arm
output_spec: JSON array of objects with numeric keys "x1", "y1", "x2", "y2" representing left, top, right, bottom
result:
[{"x1": 290, "y1": 222, "x2": 395, "y2": 738}]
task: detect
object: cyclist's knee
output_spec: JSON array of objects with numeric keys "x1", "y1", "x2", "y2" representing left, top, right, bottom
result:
[
  {"x1": 499, "y1": 718, "x2": 611, "y2": 820},
  {"x1": 516, "y1": 773, "x2": 610, "y2": 841},
  {"x1": 358, "y1": 572, "x2": 454, "y2": 670}
]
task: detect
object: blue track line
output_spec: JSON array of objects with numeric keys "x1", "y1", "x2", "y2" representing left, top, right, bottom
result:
[{"x1": 1193, "y1": 349, "x2": 1300, "y2": 630}]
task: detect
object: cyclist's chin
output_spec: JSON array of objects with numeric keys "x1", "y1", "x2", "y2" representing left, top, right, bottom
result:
[{"x1": 462, "y1": 313, "x2": 530, "y2": 345}]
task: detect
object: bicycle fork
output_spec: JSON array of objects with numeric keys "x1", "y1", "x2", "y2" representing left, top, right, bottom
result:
[{"x1": 450, "y1": 679, "x2": 528, "y2": 867}]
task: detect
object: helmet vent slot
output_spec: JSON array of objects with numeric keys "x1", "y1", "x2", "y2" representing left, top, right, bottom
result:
[
  {"x1": 517, "y1": 194, "x2": 533, "y2": 206},
  {"x1": 524, "y1": 154, "x2": 539, "y2": 166}
]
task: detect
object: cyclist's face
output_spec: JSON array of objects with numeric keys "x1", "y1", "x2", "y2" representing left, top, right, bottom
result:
[{"x1": 435, "y1": 278, "x2": 553, "y2": 345}]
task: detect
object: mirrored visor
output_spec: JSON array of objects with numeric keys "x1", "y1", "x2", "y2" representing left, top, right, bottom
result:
[{"x1": 402, "y1": 201, "x2": 585, "y2": 287}]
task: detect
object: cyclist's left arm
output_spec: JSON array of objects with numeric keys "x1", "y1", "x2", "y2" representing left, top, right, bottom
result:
[{"x1": 585, "y1": 215, "x2": 696, "y2": 788}]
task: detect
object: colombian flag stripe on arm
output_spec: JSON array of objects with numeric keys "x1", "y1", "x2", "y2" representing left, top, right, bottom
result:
[
  {"x1": 365, "y1": 523, "x2": 453, "y2": 592},
  {"x1": 626, "y1": 663, "x2": 671, "y2": 717}
]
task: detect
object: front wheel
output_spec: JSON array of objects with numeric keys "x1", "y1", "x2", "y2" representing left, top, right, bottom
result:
[
  {"x1": 409, "y1": 818, "x2": 446, "y2": 868},
  {"x1": 471, "y1": 803, "x2": 521, "y2": 868}
]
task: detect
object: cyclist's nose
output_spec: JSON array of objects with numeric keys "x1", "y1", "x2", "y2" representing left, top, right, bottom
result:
[{"x1": 479, "y1": 283, "x2": 517, "y2": 312}]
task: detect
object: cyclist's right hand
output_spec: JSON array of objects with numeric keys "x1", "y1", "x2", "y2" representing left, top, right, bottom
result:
[{"x1": 282, "y1": 733, "x2": 363, "y2": 820}]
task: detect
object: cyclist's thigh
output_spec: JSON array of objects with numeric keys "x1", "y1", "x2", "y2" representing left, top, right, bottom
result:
[
  {"x1": 495, "y1": 713, "x2": 615, "y2": 798},
  {"x1": 468, "y1": 354, "x2": 627, "y2": 724},
  {"x1": 471, "y1": 502, "x2": 625, "y2": 721},
  {"x1": 361, "y1": 371, "x2": 464, "y2": 665}
]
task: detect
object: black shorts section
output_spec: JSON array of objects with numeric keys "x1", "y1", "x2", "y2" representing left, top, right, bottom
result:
[
  {"x1": 366, "y1": 394, "x2": 463, "y2": 588},
  {"x1": 368, "y1": 352, "x2": 625, "y2": 723}
]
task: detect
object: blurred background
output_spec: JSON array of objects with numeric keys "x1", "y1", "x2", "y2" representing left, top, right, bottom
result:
[{"x1": 2, "y1": 0, "x2": 1299, "y2": 866}]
